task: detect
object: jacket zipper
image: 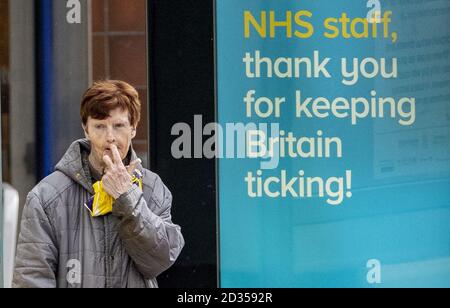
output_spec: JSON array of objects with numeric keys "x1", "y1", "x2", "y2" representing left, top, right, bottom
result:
[{"x1": 104, "y1": 215, "x2": 109, "y2": 288}]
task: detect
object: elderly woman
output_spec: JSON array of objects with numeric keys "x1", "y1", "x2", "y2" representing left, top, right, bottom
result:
[{"x1": 13, "y1": 80, "x2": 184, "y2": 288}]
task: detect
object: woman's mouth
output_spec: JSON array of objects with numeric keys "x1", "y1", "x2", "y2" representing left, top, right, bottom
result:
[{"x1": 103, "y1": 146, "x2": 121, "y2": 154}]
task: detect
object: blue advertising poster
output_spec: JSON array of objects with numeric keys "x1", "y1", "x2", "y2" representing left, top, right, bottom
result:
[{"x1": 216, "y1": 0, "x2": 450, "y2": 287}]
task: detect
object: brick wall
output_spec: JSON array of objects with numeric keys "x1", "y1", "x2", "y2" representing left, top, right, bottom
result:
[
  {"x1": 91, "y1": 0, "x2": 148, "y2": 163},
  {"x1": 1, "y1": 0, "x2": 10, "y2": 181},
  {"x1": 0, "y1": 0, "x2": 8, "y2": 69}
]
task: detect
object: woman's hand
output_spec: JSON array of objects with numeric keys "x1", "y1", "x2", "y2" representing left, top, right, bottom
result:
[{"x1": 102, "y1": 144, "x2": 140, "y2": 199}]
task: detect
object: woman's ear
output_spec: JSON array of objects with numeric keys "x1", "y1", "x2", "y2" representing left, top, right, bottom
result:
[
  {"x1": 82, "y1": 124, "x2": 90, "y2": 140},
  {"x1": 131, "y1": 126, "x2": 137, "y2": 139}
]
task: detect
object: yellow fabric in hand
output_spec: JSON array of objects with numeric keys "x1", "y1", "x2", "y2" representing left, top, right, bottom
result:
[{"x1": 85, "y1": 176, "x2": 143, "y2": 217}]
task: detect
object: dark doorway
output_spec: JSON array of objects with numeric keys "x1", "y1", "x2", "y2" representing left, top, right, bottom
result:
[{"x1": 147, "y1": 0, "x2": 217, "y2": 288}]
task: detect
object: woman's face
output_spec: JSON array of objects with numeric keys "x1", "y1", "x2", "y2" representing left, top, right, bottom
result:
[{"x1": 83, "y1": 107, "x2": 136, "y2": 168}]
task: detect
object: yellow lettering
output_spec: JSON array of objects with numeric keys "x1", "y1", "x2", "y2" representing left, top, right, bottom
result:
[
  {"x1": 323, "y1": 11, "x2": 394, "y2": 41},
  {"x1": 350, "y1": 18, "x2": 368, "y2": 39},
  {"x1": 323, "y1": 18, "x2": 339, "y2": 38},
  {"x1": 244, "y1": 11, "x2": 267, "y2": 38},
  {"x1": 339, "y1": 13, "x2": 351, "y2": 38},
  {"x1": 270, "y1": 11, "x2": 292, "y2": 38},
  {"x1": 294, "y1": 11, "x2": 314, "y2": 38}
]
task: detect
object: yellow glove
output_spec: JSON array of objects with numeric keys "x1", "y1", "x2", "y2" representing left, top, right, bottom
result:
[{"x1": 84, "y1": 175, "x2": 143, "y2": 217}]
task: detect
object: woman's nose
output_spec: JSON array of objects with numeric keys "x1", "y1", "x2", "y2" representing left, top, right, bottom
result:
[{"x1": 106, "y1": 127, "x2": 116, "y2": 143}]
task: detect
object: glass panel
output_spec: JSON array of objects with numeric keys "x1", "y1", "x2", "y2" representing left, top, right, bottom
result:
[
  {"x1": 216, "y1": 0, "x2": 450, "y2": 287},
  {"x1": 0, "y1": 64, "x2": 3, "y2": 289},
  {"x1": 0, "y1": 0, "x2": 8, "y2": 288},
  {"x1": 2, "y1": 0, "x2": 150, "y2": 288},
  {"x1": 91, "y1": 0, "x2": 149, "y2": 166}
]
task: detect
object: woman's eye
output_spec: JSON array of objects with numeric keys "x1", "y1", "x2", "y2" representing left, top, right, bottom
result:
[{"x1": 95, "y1": 124, "x2": 105, "y2": 129}]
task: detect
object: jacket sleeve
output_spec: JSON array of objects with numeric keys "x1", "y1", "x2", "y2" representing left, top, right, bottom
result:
[
  {"x1": 112, "y1": 175, "x2": 185, "y2": 279},
  {"x1": 12, "y1": 193, "x2": 58, "y2": 288}
]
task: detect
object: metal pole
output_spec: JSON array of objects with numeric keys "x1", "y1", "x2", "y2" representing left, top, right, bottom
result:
[
  {"x1": 36, "y1": 0, "x2": 53, "y2": 178},
  {"x1": 1, "y1": 69, "x2": 4, "y2": 288}
]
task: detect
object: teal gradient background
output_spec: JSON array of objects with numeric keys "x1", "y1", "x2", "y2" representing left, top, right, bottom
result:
[{"x1": 216, "y1": 0, "x2": 450, "y2": 287}]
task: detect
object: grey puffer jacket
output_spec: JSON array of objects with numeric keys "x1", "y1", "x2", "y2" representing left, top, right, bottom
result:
[{"x1": 13, "y1": 139, "x2": 184, "y2": 288}]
